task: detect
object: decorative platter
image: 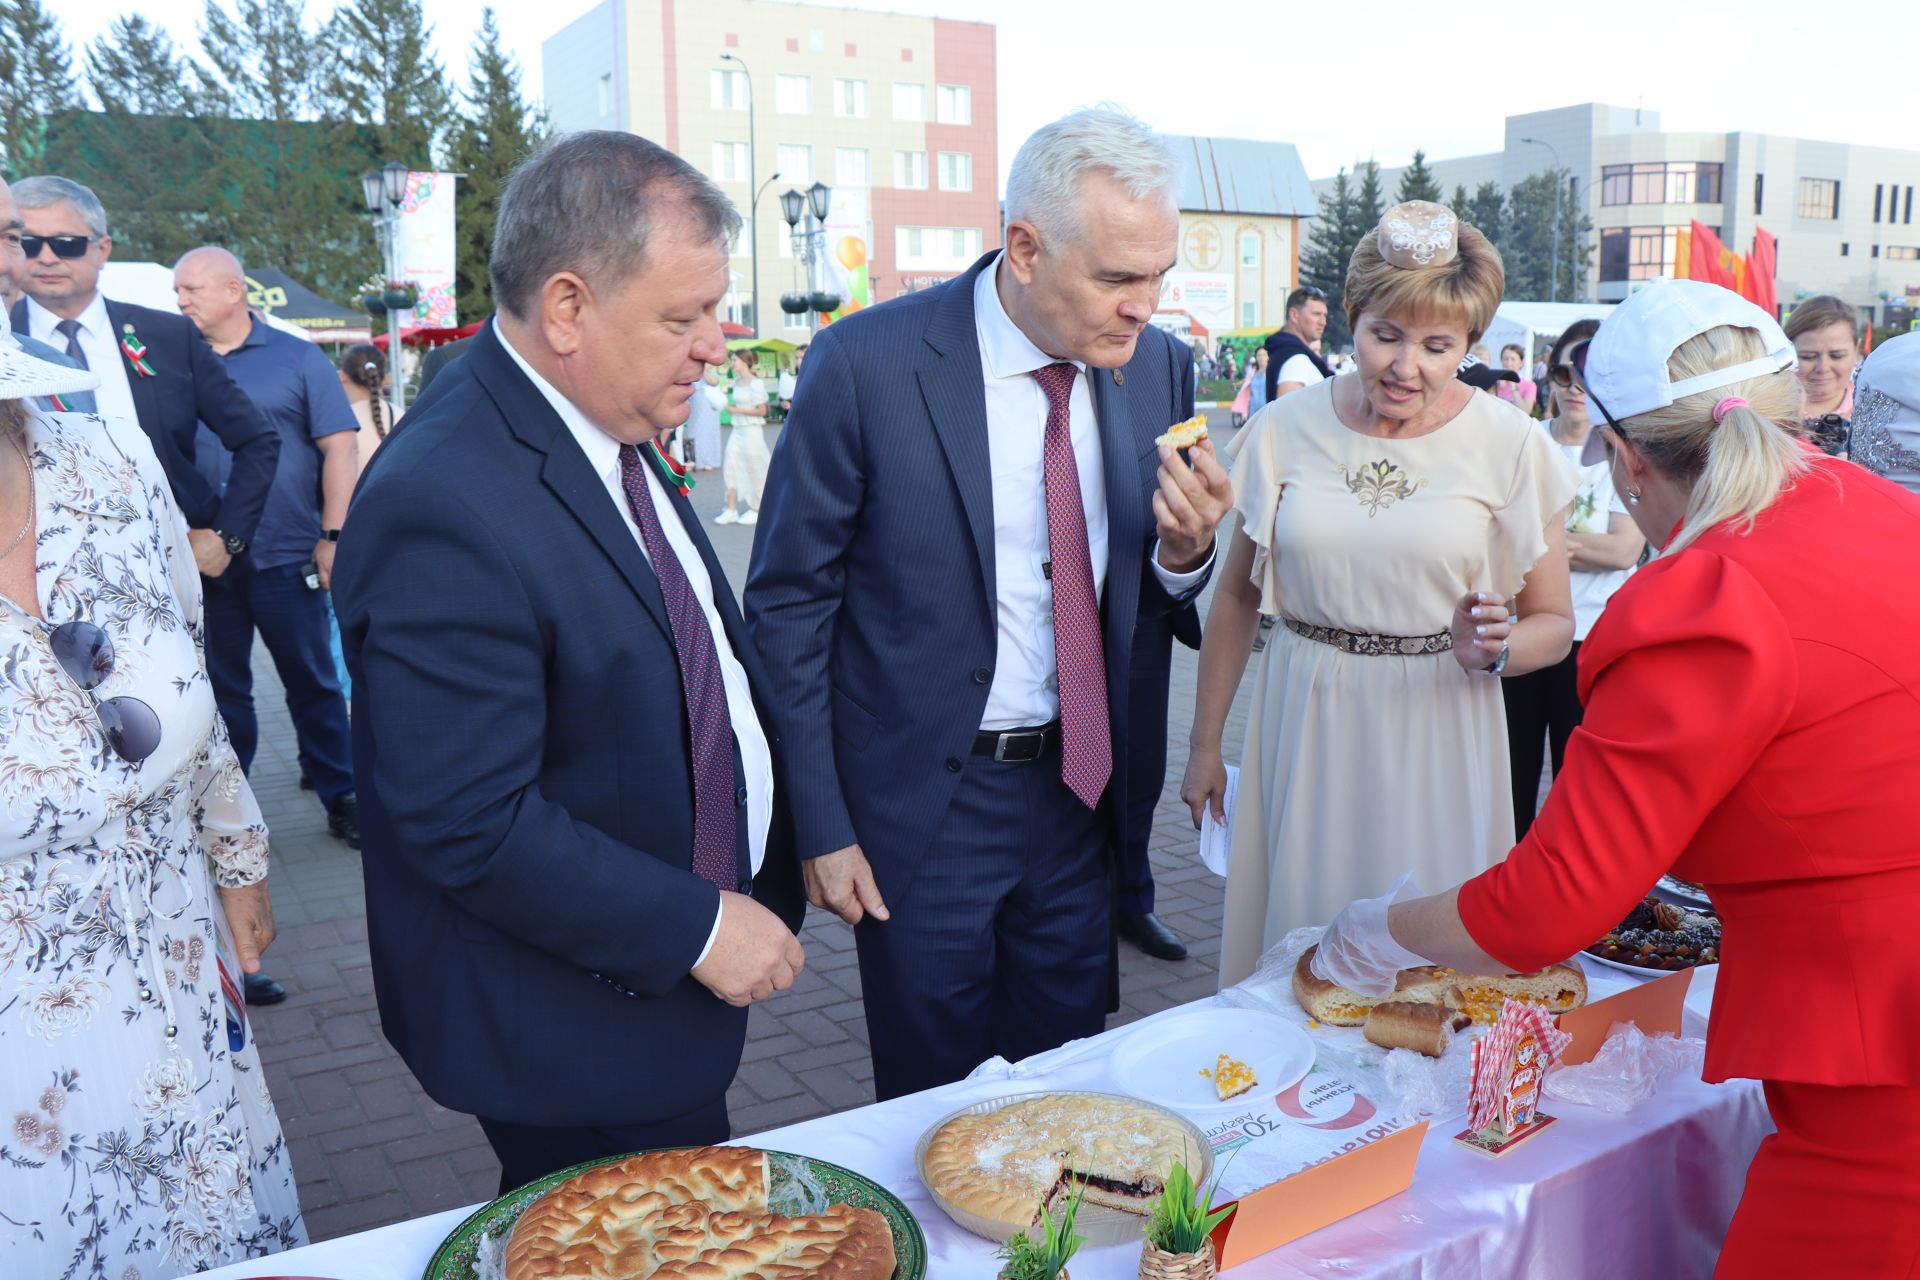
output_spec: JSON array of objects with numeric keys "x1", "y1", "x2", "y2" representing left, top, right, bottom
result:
[{"x1": 421, "y1": 1147, "x2": 926, "y2": 1280}]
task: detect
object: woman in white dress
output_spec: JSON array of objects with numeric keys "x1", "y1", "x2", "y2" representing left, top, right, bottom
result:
[
  {"x1": 0, "y1": 339, "x2": 305, "y2": 1275},
  {"x1": 716, "y1": 349, "x2": 770, "y2": 525},
  {"x1": 684, "y1": 365, "x2": 725, "y2": 471},
  {"x1": 1182, "y1": 203, "x2": 1579, "y2": 986}
]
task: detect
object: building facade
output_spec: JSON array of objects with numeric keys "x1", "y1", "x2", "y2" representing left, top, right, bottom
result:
[
  {"x1": 1160, "y1": 135, "x2": 1317, "y2": 339},
  {"x1": 544, "y1": 0, "x2": 998, "y2": 334},
  {"x1": 1310, "y1": 104, "x2": 1920, "y2": 323}
]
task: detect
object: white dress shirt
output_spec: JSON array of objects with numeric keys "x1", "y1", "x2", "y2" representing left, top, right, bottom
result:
[
  {"x1": 499, "y1": 328, "x2": 773, "y2": 967},
  {"x1": 972, "y1": 255, "x2": 1209, "y2": 731},
  {"x1": 27, "y1": 293, "x2": 138, "y2": 428}
]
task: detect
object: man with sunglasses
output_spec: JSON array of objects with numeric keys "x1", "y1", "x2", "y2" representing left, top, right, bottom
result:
[
  {"x1": 9, "y1": 176, "x2": 279, "y2": 586},
  {"x1": 1261, "y1": 284, "x2": 1334, "y2": 403},
  {"x1": 0, "y1": 179, "x2": 95, "y2": 415}
]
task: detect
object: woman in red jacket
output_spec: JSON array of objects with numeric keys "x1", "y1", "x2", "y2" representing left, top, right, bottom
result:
[{"x1": 1313, "y1": 279, "x2": 1920, "y2": 1278}]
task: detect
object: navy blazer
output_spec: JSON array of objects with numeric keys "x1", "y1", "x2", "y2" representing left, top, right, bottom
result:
[
  {"x1": 745, "y1": 252, "x2": 1207, "y2": 900},
  {"x1": 11, "y1": 298, "x2": 279, "y2": 541},
  {"x1": 332, "y1": 322, "x2": 804, "y2": 1127}
]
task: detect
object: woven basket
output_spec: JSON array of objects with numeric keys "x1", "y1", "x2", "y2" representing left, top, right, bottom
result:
[
  {"x1": 997, "y1": 1271, "x2": 1070, "y2": 1280},
  {"x1": 1138, "y1": 1239, "x2": 1218, "y2": 1280}
]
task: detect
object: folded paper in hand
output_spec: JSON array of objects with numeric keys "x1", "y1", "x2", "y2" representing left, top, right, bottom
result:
[{"x1": 1198, "y1": 765, "x2": 1239, "y2": 876}]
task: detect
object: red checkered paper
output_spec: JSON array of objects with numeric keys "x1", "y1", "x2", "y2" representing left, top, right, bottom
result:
[{"x1": 1466, "y1": 999, "x2": 1573, "y2": 1132}]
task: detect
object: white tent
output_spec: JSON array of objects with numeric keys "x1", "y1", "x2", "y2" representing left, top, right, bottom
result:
[
  {"x1": 99, "y1": 261, "x2": 312, "y2": 342},
  {"x1": 1481, "y1": 301, "x2": 1616, "y2": 372}
]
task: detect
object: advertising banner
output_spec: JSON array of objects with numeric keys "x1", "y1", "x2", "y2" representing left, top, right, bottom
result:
[
  {"x1": 817, "y1": 187, "x2": 871, "y2": 321},
  {"x1": 396, "y1": 171, "x2": 458, "y2": 328}
]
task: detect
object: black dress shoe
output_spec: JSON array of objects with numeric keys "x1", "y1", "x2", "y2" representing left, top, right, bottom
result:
[
  {"x1": 327, "y1": 793, "x2": 362, "y2": 849},
  {"x1": 299, "y1": 775, "x2": 315, "y2": 791},
  {"x1": 243, "y1": 972, "x2": 287, "y2": 1006},
  {"x1": 1119, "y1": 912, "x2": 1188, "y2": 961}
]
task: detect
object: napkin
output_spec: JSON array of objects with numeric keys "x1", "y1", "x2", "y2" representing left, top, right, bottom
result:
[{"x1": 1197, "y1": 764, "x2": 1239, "y2": 876}]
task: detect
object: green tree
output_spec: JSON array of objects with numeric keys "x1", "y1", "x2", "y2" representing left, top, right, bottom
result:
[
  {"x1": 88, "y1": 15, "x2": 195, "y2": 114},
  {"x1": 1466, "y1": 179, "x2": 1507, "y2": 248},
  {"x1": 324, "y1": 0, "x2": 451, "y2": 168},
  {"x1": 0, "y1": 0, "x2": 77, "y2": 178},
  {"x1": 448, "y1": 7, "x2": 544, "y2": 321},
  {"x1": 1395, "y1": 149, "x2": 1442, "y2": 204},
  {"x1": 1502, "y1": 169, "x2": 1591, "y2": 301},
  {"x1": 197, "y1": 0, "x2": 374, "y2": 298},
  {"x1": 1354, "y1": 159, "x2": 1385, "y2": 232},
  {"x1": 1451, "y1": 183, "x2": 1468, "y2": 213},
  {"x1": 1301, "y1": 167, "x2": 1358, "y2": 349}
]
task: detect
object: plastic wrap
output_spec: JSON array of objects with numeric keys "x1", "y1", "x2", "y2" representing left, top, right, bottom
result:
[
  {"x1": 1543, "y1": 1021, "x2": 1706, "y2": 1114},
  {"x1": 473, "y1": 1223, "x2": 509, "y2": 1280},
  {"x1": 766, "y1": 1150, "x2": 830, "y2": 1215}
]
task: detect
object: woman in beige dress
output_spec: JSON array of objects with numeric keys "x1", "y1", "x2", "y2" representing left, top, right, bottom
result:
[{"x1": 1183, "y1": 202, "x2": 1580, "y2": 986}]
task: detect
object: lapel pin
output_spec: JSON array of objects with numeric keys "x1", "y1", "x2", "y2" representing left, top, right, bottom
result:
[{"x1": 1113, "y1": 369, "x2": 1125, "y2": 386}]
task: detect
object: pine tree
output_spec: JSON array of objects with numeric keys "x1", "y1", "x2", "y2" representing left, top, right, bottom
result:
[
  {"x1": 448, "y1": 8, "x2": 544, "y2": 321},
  {"x1": 1501, "y1": 169, "x2": 1590, "y2": 301},
  {"x1": 0, "y1": 0, "x2": 77, "y2": 179},
  {"x1": 1354, "y1": 160, "x2": 1386, "y2": 232},
  {"x1": 324, "y1": 0, "x2": 451, "y2": 169},
  {"x1": 1467, "y1": 180, "x2": 1507, "y2": 248},
  {"x1": 1301, "y1": 167, "x2": 1357, "y2": 349},
  {"x1": 1395, "y1": 149, "x2": 1442, "y2": 204},
  {"x1": 1451, "y1": 183, "x2": 1468, "y2": 213},
  {"x1": 88, "y1": 15, "x2": 195, "y2": 114}
]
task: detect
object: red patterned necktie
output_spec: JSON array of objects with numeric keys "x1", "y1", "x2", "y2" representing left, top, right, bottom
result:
[
  {"x1": 618, "y1": 444, "x2": 739, "y2": 890},
  {"x1": 1030, "y1": 362, "x2": 1112, "y2": 809}
]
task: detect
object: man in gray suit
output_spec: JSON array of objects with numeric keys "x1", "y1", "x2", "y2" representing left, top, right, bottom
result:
[{"x1": 0, "y1": 179, "x2": 94, "y2": 413}]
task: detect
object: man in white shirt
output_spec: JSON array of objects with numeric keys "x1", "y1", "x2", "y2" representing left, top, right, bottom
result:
[
  {"x1": 333, "y1": 132, "x2": 806, "y2": 1192},
  {"x1": 1261, "y1": 284, "x2": 1335, "y2": 401},
  {"x1": 748, "y1": 109, "x2": 1233, "y2": 1100}
]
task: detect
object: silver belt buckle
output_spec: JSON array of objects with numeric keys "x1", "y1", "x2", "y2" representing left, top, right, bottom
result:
[{"x1": 993, "y1": 731, "x2": 1023, "y2": 762}]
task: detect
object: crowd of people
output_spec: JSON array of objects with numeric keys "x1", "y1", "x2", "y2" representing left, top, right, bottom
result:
[{"x1": 1, "y1": 107, "x2": 1918, "y2": 1280}]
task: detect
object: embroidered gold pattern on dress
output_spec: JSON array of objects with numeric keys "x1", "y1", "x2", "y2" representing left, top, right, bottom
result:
[{"x1": 1339, "y1": 458, "x2": 1427, "y2": 516}]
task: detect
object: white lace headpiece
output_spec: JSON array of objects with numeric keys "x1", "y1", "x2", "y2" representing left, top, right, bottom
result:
[{"x1": 1378, "y1": 201, "x2": 1459, "y2": 269}]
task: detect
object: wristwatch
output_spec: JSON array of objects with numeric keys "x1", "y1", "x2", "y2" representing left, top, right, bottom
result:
[
  {"x1": 1482, "y1": 642, "x2": 1511, "y2": 677},
  {"x1": 321, "y1": 528, "x2": 343, "y2": 543},
  {"x1": 217, "y1": 530, "x2": 248, "y2": 556}
]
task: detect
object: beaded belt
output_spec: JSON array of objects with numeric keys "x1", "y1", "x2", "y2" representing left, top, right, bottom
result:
[{"x1": 1283, "y1": 617, "x2": 1452, "y2": 657}]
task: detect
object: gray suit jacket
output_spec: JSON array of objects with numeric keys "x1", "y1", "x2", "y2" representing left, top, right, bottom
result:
[{"x1": 19, "y1": 333, "x2": 98, "y2": 413}]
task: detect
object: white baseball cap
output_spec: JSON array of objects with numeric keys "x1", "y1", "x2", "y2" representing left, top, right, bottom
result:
[{"x1": 1579, "y1": 279, "x2": 1795, "y2": 425}]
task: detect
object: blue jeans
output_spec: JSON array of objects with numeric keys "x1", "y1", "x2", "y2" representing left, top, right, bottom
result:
[{"x1": 202, "y1": 559, "x2": 355, "y2": 805}]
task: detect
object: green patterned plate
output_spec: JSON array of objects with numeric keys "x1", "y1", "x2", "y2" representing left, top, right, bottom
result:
[{"x1": 421, "y1": 1147, "x2": 927, "y2": 1279}]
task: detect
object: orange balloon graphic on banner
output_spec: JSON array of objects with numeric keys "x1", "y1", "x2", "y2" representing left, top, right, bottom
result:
[{"x1": 836, "y1": 236, "x2": 867, "y2": 270}]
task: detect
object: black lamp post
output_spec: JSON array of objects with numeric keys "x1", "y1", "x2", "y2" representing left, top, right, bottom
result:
[
  {"x1": 358, "y1": 161, "x2": 415, "y2": 413},
  {"x1": 780, "y1": 183, "x2": 838, "y2": 329}
]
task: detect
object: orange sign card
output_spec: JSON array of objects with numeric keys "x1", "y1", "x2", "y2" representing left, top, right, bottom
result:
[
  {"x1": 1555, "y1": 967, "x2": 1695, "y2": 1065},
  {"x1": 1207, "y1": 1121, "x2": 1428, "y2": 1269}
]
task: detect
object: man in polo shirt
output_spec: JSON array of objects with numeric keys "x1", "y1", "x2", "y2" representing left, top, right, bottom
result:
[{"x1": 175, "y1": 247, "x2": 362, "y2": 862}]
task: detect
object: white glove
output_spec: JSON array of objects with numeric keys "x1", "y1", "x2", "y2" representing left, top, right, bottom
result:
[{"x1": 1309, "y1": 873, "x2": 1433, "y2": 998}]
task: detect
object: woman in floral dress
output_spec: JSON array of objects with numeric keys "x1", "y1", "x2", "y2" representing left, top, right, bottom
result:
[{"x1": 0, "y1": 338, "x2": 305, "y2": 1276}]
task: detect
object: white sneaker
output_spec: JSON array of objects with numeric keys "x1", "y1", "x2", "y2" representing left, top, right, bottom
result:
[
  {"x1": 714, "y1": 509, "x2": 739, "y2": 525},
  {"x1": 739, "y1": 509, "x2": 759, "y2": 525}
]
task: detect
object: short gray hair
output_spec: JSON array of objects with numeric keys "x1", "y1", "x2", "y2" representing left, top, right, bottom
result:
[
  {"x1": 13, "y1": 175, "x2": 109, "y2": 237},
  {"x1": 490, "y1": 131, "x2": 742, "y2": 321},
  {"x1": 1004, "y1": 107, "x2": 1179, "y2": 246}
]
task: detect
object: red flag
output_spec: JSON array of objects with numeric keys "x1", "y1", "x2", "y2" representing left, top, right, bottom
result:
[
  {"x1": 1747, "y1": 227, "x2": 1778, "y2": 316},
  {"x1": 1689, "y1": 221, "x2": 1737, "y2": 290}
]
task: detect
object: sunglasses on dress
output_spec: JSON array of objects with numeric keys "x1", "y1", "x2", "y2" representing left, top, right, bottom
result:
[{"x1": 46, "y1": 620, "x2": 162, "y2": 763}]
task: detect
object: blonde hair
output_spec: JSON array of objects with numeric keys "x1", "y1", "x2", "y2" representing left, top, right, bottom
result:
[
  {"x1": 1345, "y1": 216, "x2": 1504, "y2": 344},
  {"x1": 1617, "y1": 324, "x2": 1809, "y2": 555}
]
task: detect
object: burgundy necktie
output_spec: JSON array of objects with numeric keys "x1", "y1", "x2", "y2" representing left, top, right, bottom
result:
[
  {"x1": 618, "y1": 445, "x2": 739, "y2": 890},
  {"x1": 1030, "y1": 363, "x2": 1112, "y2": 809}
]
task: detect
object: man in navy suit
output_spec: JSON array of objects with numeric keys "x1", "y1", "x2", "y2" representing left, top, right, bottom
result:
[
  {"x1": 10, "y1": 176, "x2": 279, "y2": 578},
  {"x1": 334, "y1": 132, "x2": 805, "y2": 1192},
  {"x1": 747, "y1": 109, "x2": 1233, "y2": 1100}
]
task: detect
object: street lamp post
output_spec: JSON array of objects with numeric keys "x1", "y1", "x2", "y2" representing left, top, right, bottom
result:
[
  {"x1": 720, "y1": 52, "x2": 761, "y2": 336},
  {"x1": 779, "y1": 181, "x2": 837, "y2": 331},
  {"x1": 1519, "y1": 136, "x2": 1562, "y2": 303},
  {"x1": 358, "y1": 160, "x2": 412, "y2": 414}
]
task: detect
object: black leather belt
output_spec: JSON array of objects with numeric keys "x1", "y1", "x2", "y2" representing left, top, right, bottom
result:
[{"x1": 972, "y1": 722, "x2": 1061, "y2": 762}]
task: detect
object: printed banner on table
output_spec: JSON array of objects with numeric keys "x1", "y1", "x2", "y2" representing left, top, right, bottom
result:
[
  {"x1": 818, "y1": 187, "x2": 871, "y2": 321},
  {"x1": 396, "y1": 171, "x2": 457, "y2": 329}
]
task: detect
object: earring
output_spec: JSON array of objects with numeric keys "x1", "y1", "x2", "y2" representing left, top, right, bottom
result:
[{"x1": 1625, "y1": 487, "x2": 1642, "y2": 505}]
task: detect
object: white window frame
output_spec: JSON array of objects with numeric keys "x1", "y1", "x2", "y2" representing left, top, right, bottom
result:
[
  {"x1": 1241, "y1": 300, "x2": 1258, "y2": 326},
  {"x1": 835, "y1": 146, "x2": 871, "y2": 188},
  {"x1": 895, "y1": 225, "x2": 983, "y2": 271},
  {"x1": 776, "y1": 143, "x2": 813, "y2": 184},
  {"x1": 1239, "y1": 231, "x2": 1260, "y2": 267},
  {"x1": 938, "y1": 151, "x2": 972, "y2": 192},
  {"x1": 935, "y1": 83, "x2": 971, "y2": 126},
  {"x1": 711, "y1": 141, "x2": 748, "y2": 183},
  {"x1": 709, "y1": 68, "x2": 747, "y2": 111},
  {"x1": 833, "y1": 77, "x2": 868, "y2": 119},
  {"x1": 774, "y1": 74, "x2": 812, "y2": 116},
  {"x1": 891, "y1": 82, "x2": 925, "y2": 122},
  {"x1": 893, "y1": 149, "x2": 928, "y2": 190}
]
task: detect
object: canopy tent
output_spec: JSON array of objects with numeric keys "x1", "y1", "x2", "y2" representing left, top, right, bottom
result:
[
  {"x1": 99, "y1": 261, "x2": 319, "y2": 342},
  {"x1": 720, "y1": 321, "x2": 755, "y2": 338},
  {"x1": 246, "y1": 268, "x2": 368, "y2": 343},
  {"x1": 371, "y1": 320, "x2": 485, "y2": 351},
  {"x1": 1149, "y1": 310, "x2": 1209, "y2": 344},
  {"x1": 1214, "y1": 325, "x2": 1278, "y2": 341},
  {"x1": 1481, "y1": 301, "x2": 1617, "y2": 372},
  {"x1": 726, "y1": 336, "x2": 798, "y2": 356}
]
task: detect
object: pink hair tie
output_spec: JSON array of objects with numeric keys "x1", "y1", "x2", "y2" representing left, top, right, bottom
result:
[{"x1": 1712, "y1": 396, "x2": 1749, "y2": 423}]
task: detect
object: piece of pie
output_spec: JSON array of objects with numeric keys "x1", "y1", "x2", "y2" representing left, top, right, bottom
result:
[
  {"x1": 1211, "y1": 1054, "x2": 1256, "y2": 1101},
  {"x1": 922, "y1": 1094, "x2": 1198, "y2": 1229},
  {"x1": 1292, "y1": 945, "x2": 1587, "y2": 1030},
  {"x1": 504, "y1": 1146, "x2": 895, "y2": 1280},
  {"x1": 1155, "y1": 414, "x2": 1210, "y2": 449}
]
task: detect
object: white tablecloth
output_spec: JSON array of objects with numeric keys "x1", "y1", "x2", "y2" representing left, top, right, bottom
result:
[{"x1": 201, "y1": 963, "x2": 1771, "y2": 1280}]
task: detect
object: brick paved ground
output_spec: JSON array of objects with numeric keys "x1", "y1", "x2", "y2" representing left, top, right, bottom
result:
[{"x1": 249, "y1": 410, "x2": 1257, "y2": 1242}]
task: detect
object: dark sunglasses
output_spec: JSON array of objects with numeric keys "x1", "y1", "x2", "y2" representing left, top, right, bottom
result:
[
  {"x1": 21, "y1": 234, "x2": 97, "y2": 260},
  {"x1": 1552, "y1": 339, "x2": 1626, "y2": 436},
  {"x1": 46, "y1": 621, "x2": 161, "y2": 763},
  {"x1": 1295, "y1": 286, "x2": 1327, "y2": 301}
]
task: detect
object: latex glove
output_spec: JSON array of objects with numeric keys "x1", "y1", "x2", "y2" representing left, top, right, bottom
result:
[{"x1": 1310, "y1": 873, "x2": 1433, "y2": 997}]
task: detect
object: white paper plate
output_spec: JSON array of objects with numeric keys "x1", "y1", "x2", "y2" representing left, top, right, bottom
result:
[
  {"x1": 1653, "y1": 875, "x2": 1712, "y2": 909},
  {"x1": 913, "y1": 1091, "x2": 1212, "y2": 1247},
  {"x1": 1108, "y1": 1008, "x2": 1316, "y2": 1116},
  {"x1": 1584, "y1": 950, "x2": 1718, "y2": 979}
]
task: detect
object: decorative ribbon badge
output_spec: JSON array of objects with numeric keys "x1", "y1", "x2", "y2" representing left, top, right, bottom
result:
[
  {"x1": 119, "y1": 323, "x2": 155, "y2": 377},
  {"x1": 646, "y1": 438, "x2": 694, "y2": 497},
  {"x1": 47, "y1": 394, "x2": 73, "y2": 411}
]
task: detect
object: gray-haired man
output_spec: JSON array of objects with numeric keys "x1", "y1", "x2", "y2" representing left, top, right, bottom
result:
[
  {"x1": 747, "y1": 109, "x2": 1233, "y2": 1099},
  {"x1": 333, "y1": 131, "x2": 805, "y2": 1190}
]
